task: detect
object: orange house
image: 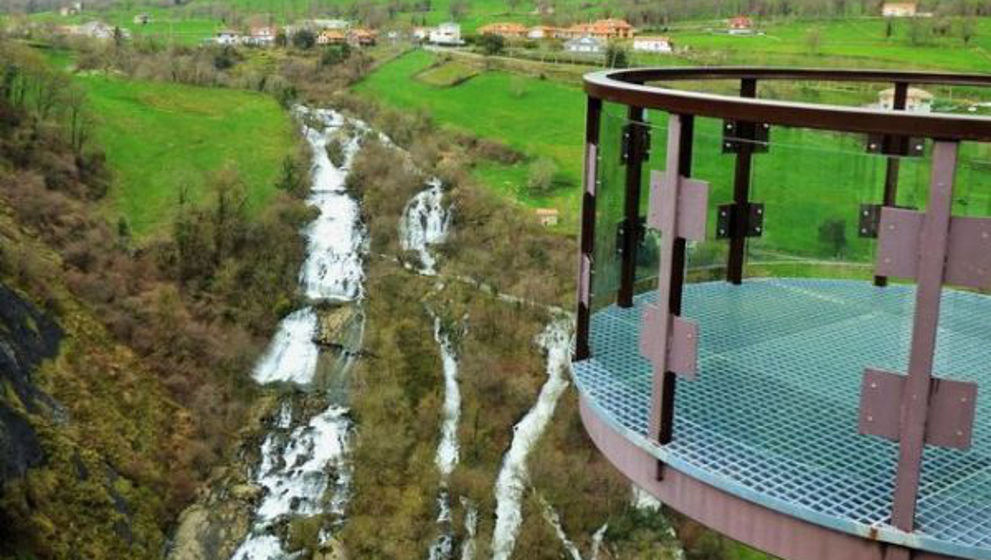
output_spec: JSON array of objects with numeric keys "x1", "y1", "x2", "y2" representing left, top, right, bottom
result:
[
  {"x1": 477, "y1": 22, "x2": 529, "y2": 38},
  {"x1": 560, "y1": 18, "x2": 635, "y2": 40}
]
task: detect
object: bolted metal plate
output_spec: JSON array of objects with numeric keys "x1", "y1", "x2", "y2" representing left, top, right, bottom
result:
[
  {"x1": 722, "y1": 120, "x2": 770, "y2": 154},
  {"x1": 866, "y1": 134, "x2": 926, "y2": 157},
  {"x1": 876, "y1": 210, "x2": 991, "y2": 290},
  {"x1": 639, "y1": 304, "x2": 699, "y2": 380},
  {"x1": 858, "y1": 204, "x2": 882, "y2": 238},
  {"x1": 668, "y1": 316, "x2": 700, "y2": 380},
  {"x1": 585, "y1": 143, "x2": 598, "y2": 196},
  {"x1": 945, "y1": 215, "x2": 991, "y2": 291},
  {"x1": 648, "y1": 176, "x2": 710, "y2": 241},
  {"x1": 859, "y1": 368, "x2": 978, "y2": 450},
  {"x1": 875, "y1": 208, "x2": 923, "y2": 279},
  {"x1": 578, "y1": 254, "x2": 591, "y2": 306},
  {"x1": 859, "y1": 368, "x2": 906, "y2": 442},
  {"x1": 716, "y1": 203, "x2": 764, "y2": 240}
]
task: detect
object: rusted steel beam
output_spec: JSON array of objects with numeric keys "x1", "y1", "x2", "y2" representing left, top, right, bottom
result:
[
  {"x1": 574, "y1": 96, "x2": 602, "y2": 361},
  {"x1": 617, "y1": 106, "x2": 647, "y2": 308},
  {"x1": 889, "y1": 141, "x2": 959, "y2": 531},
  {"x1": 727, "y1": 79, "x2": 757, "y2": 285},
  {"x1": 875, "y1": 81, "x2": 909, "y2": 288}
]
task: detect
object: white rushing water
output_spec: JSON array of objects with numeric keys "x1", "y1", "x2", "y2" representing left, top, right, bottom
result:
[
  {"x1": 459, "y1": 498, "x2": 478, "y2": 560},
  {"x1": 539, "y1": 495, "x2": 583, "y2": 560},
  {"x1": 400, "y1": 178, "x2": 450, "y2": 276},
  {"x1": 426, "y1": 314, "x2": 463, "y2": 560},
  {"x1": 252, "y1": 307, "x2": 320, "y2": 385},
  {"x1": 234, "y1": 107, "x2": 369, "y2": 560},
  {"x1": 590, "y1": 523, "x2": 609, "y2": 560},
  {"x1": 491, "y1": 318, "x2": 574, "y2": 560}
]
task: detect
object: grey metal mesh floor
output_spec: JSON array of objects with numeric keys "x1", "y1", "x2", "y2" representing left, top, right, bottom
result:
[{"x1": 573, "y1": 278, "x2": 991, "y2": 560}]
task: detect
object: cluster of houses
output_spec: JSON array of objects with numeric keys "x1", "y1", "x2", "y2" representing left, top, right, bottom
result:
[
  {"x1": 475, "y1": 18, "x2": 674, "y2": 54},
  {"x1": 211, "y1": 20, "x2": 378, "y2": 48}
]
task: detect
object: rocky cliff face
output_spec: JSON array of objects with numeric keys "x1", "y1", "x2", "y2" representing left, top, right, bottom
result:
[{"x1": 0, "y1": 283, "x2": 61, "y2": 485}]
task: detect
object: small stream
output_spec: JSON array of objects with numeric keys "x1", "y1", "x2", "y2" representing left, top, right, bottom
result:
[
  {"x1": 491, "y1": 319, "x2": 574, "y2": 560},
  {"x1": 231, "y1": 107, "x2": 369, "y2": 560}
]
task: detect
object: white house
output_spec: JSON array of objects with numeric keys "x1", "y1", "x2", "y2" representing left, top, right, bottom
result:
[
  {"x1": 311, "y1": 19, "x2": 350, "y2": 30},
  {"x1": 878, "y1": 87, "x2": 933, "y2": 113},
  {"x1": 527, "y1": 25, "x2": 555, "y2": 39},
  {"x1": 564, "y1": 35, "x2": 603, "y2": 54},
  {"x1": 633, "y1": 36, "x2": 672, "y2": 53},
  {"x1": 245, "y1": 26, "x2": 276, "y2": 46},
  {"x1": 214, "y1": 30, "x2": 242, "y2": 45},
  {"x1": 882, "y1": 2, "x2": 918, "y2": 17},
  {"x1": 429, "y1": 22, "x2": 463, "y2": 45}
]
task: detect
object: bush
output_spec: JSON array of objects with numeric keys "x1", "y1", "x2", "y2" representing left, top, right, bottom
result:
[
  {"x1": 526, "y1": 157, "x2": 558, "y2": 194},
  {"x1": 292, "y1": 29, "x2": 316, "y2": 50},
  {"x1": 326, "y1": 137, "x2": 346, "y2": 168}
]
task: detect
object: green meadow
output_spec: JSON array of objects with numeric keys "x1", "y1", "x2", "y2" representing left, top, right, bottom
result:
[
  {"x1": 356, "y1": 46, "x2": 991, "y2": 261},
  {"x1": 79, "y1": 76, "x2": 295, "y2": 236}
]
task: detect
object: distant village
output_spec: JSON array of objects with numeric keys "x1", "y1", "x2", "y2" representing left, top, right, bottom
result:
[{"x1": 43, "y1": 0, "x2": 929, "y2": 56}]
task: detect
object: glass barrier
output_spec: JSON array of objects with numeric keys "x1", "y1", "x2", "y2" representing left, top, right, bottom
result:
[
  {"x1": 745, "y1": 126, "x2": 884, "y2": 281},
  {"x1": 589, "y1": 102, "x2": 628, "y2": 314}
]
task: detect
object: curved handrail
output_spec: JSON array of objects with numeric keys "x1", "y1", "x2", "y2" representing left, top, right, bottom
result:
[{"x1": 584, "y1": 67, "x2": 991, "y2": 141}]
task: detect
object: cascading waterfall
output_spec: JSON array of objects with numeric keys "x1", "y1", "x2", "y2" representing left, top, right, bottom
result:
[
  {"x1": 459, "y1": 498, "x2": 478, "y2": 560},
  {"x1": 491, "y1": 318, "x2": 574, "y2": 560},
  {"x1": 426, "y1": 314, "x2": 463, "y2": 560},
  {"x1": 232, "y1": 107, "x2": 370, "y2": 560},
  {"x1": 400, "y1": 178, "x2": 450, "y2": 276},
  {"x1": 539, "y1": 495, "x2": 583, "y2": 560}
]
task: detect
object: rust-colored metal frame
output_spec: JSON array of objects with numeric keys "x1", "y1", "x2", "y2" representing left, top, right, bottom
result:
[{"x1": 573, "y1": 67, "x2": 991, "y2": 560}]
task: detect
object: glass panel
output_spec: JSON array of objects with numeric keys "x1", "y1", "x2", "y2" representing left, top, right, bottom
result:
[
  {"x1": 683, "y1": 117, "x2": 737, "y2": 282},
  {"x1": 589, "y1": 102, "x2": 627, "y2": 314},
  {"x1": 745, "y1": 127, "x2": 885, "y2": 281},
  {"x1": 956, "y1": 141, "x2": 991, "y2": 218}
]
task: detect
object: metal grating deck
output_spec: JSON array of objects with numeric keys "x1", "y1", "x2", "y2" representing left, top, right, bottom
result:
[{"x1": 573, "y1": 278, "x2": 991, "y2": 560}]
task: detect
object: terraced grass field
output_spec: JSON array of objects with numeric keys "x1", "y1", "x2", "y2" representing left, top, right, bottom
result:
[{"x1": 79, "y1": 75, "x2": 294, "y2": 236}]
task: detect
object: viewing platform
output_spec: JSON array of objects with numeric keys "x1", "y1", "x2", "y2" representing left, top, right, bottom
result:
[{"x1": 572, "y1": 69, "x2": 991, "y2": 560}]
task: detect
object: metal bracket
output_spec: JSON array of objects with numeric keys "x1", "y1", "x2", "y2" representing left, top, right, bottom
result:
[
  {"x1": 876, "y1": 208, "x2": 991, "y2": 290},
  {"x1": 615, "y1": 217, "x2": 647, "y2": 255},
  {"x1": 859, "y1": 203, "x2": 882, "y2": 238},
  {"x1": 866, "y1": 134, "x2": 925, "y2": 157},
  {"x1": 641, "y1": 305, "x2": 699, "y2": 380},
  {"x1": 716, "y1": 203, "x2": 764, "y2": 239},
  {"x1": 859, "y1": 368, "x2": 978, "y2": 450},
  {"x1": 722, "y1": 120, "x2": 770, "y2": 154},
  {"x1": 621, "y1": 121, "x2": 652, "y2": 164}
]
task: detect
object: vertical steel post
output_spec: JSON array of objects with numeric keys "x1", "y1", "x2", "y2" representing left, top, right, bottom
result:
[
  {"x1": 889, "y1": 140, "x2": 959, "y2": 531},
  {"x1": 575, "y1": 97, "x2": 602, "y2": 361},
  {"x1": 618, "y1": 106, "x2": 647, "y2": 308},
  {"x1": 726, "y1": 78, "x2": 757, "y2": 285},
  {"x1": 657, "y1": 114, "x2": 694, "y2": 448},
  {"x1": 875, "y1": 81, "x2": 909, "y2": 288}
]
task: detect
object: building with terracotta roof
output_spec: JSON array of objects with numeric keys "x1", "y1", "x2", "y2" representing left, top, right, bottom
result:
[
  {"x1": 347, "y1": 27, "x2": 378, "y2": 46},
  {"x1": 560, "y1": 18, "x2": 636, "y2": 40},
  {"x1": 477, "y1": 22, "x2": 528, "y2": 39},
  {"x1": 317, "y1": 29, "x2": 347, "y2": 45},
  {"x1": 728, "y1": 15, "x2": 754, "y2": 34}
]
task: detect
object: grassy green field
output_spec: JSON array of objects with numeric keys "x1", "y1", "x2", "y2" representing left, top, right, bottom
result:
[
  {"x1": 79, "y1": 75, "x2": 294, "y2": 236},
  {"x1": 356, "y1": 47, "x2": 991, "y2": 262},
  {"x1": 669, "y1": 18, "x2": 991, "y2": 72},
  {"x1": 354, "y1": 49, "x2": 586, "y2": 228}
]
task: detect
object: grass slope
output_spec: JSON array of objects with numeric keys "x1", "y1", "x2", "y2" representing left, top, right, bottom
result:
[
  {"x1": 80, "y1": 75, "x2": 294, "y2": 236},
  {"x1": 354, "y1": 49, "x2": 585, "y2": 227},
  {"x1": 357, "y1": 48, "x2": 991, "y2": 262}
]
